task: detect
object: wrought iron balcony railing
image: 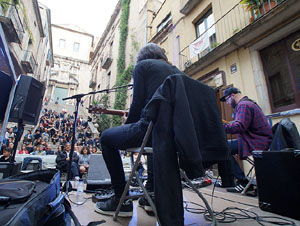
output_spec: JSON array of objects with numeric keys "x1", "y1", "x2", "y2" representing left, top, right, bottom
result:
[
  {"x1": 179, "y1": 0, "x2": 285, "y2": 71},
  {"x1": 0, "y1": 3, "x2": 25, "y2": 44}
]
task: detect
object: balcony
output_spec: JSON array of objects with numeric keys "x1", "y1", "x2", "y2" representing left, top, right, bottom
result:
[
  {"x1": 179, "y1": 0, "x2": 289, "y2": 74},
  {"x1": 21, "y1": 50, "x2": 36, "y2": 74},
  {"x1": 101, "y1": 53, "x2": 112, "y2": 70},
  {"x1": 0, "y1": 4, "x2": 24, "y2": 44},
  {"x1": 180, "y1": 0, "x2": 203, "y2": 15}
]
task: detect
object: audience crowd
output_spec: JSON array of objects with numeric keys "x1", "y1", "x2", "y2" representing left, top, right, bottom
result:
[{"x1": 1, "y1": 108, "x2": 101, "y2": 178}]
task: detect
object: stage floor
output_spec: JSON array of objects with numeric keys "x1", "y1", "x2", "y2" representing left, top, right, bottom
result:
[{"x1": 70, "y1": 182, "x2": 300, "y2": 226}]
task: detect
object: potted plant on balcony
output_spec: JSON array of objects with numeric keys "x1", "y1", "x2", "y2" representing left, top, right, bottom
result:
[{"x1": 241, "y1": 0, "x2": 278, "y2": 22}]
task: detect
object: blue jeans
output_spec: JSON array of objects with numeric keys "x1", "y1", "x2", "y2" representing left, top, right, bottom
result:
[
  {"x1": 228, "y1": 139, "x2": 247, "y2": 182},
  {"x1": 22, "y1": 157, "x2": 43, "y2": 170}
]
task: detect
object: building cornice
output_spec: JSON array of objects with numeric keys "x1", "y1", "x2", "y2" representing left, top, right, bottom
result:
[{"x1": 52, "y1": 24, "x2": 94, "y2": 40}]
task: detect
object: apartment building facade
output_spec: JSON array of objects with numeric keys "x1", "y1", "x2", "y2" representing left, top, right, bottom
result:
[
  {"x1": 89, "y1": 0, "x2": 163, "y2": 110},
  {"x1": 0, "y1": 0, "x2": 53, "y2": 80},
  {"x1": 148, "y1": 0, "x2": 300, "y2": 127},
  {"x1": 50, "y1": 24, "x2": 94, "y2": 109}
]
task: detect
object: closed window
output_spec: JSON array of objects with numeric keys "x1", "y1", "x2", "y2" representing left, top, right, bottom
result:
[
  {"x1": 195, "y1": 9, "x2": 216, "y2": 50},
  {"x1": 59, "y1": 39, "x2": 65, "y2": 48},
  {"x1": 73, "y1": 42, "x2": 80, "y2": 52}
]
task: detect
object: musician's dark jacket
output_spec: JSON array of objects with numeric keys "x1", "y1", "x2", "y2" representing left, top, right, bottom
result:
[
  {"x1": 144, "y1": 73, "x2": 230, "y2": 178},
  {"x1": 126, "y1": 59, "x2": 181, "y2": 124},
  {"x1": 143, "y1": 74, "x2": 230, "y2": 226}
]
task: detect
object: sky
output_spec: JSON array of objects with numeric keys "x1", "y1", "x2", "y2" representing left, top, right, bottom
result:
[{"x1": 39, "y1": 0, "x2": 120, "y2": 37}]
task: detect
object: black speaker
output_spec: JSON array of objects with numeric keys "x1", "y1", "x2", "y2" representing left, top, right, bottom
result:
[
  {"x1": 0, "y1": 71, "x2": 13, "y2": 120},
  {"x1": 9, "y1": 75, "x2": 45, "y2": 125},
  {"x1": 0, "y1": 162, "x2": 22, "y2": 179},
  {"x1": 253, "y1": 150, "x2": 300, "y2": 221},
  {"x1": 86, "y1": 154, "x2": 111, "y2": 190}
]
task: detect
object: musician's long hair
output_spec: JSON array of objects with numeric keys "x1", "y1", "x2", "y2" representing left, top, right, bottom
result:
[{"x1": 136, "y1": 43, "x2": 168, "y2": 63}]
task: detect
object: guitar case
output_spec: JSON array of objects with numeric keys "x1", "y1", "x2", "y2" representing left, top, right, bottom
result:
[{"x1": 0, "y1": 169, "x2": 80, "y2": 226}]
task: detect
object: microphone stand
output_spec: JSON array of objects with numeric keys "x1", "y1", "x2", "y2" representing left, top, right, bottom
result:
[
  {"x1": 61, "y1": 84, "x2": 133, "y2": 193},
  {"x1": 62, "y1": 94, "x2": 84, "y2": 193}
]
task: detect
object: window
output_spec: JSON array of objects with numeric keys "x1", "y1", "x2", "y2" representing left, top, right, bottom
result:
[
  {"x1": 59, "y1": 39, "x2": 65, "y2": 48},
  {"x1": 157, "y1": 13, "x2": 172, "y2": 33},
  {"x1": 107, "y1": 71, "x2": 111, "y2": 89},
  {"x1": 110, "y1": 41, "x2": 113, "y2": 55},
  {"x1": 260, "y1": 30, "x2": 300, "y2": 112},
  {"x1": 73, "y1": 42, "x2": 80, "y2": 52},
  {"x1": 195, "y1": 9, "x2": 216, "y2": 50}
]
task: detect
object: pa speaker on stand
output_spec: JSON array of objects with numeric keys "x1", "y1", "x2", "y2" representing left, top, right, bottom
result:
[{"x1": 9, "y1": 75, "x2": 45, "y2": 125}]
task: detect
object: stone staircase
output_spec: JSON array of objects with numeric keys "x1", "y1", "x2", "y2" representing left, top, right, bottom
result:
[{"x1": 45, "y1": 102, "x2": 89, "y2": 119}]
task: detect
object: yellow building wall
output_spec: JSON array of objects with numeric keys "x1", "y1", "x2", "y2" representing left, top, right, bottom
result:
[{"x1": 149, "y1": 0, "x2": 259, "y2": 101}]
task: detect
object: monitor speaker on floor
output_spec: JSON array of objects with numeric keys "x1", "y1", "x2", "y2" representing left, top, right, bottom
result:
[
  {"x1": 86, "y1": 154, "x2": 111, "y2": 190},
  {"x1": 253, "y1": 150, "x2": 300, "y2": 221}
]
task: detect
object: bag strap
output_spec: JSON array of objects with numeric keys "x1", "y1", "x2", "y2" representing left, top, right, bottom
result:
[
  {"x1": 63, "y1": 198, "x2": 81, "y2": 226},
  {"x1": 64, "y1": 200, "x2": 106, "y2": 225}
]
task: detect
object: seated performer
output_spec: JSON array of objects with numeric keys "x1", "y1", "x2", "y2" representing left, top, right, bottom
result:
[
  {"x1": 220, "y1": 87, "x2": 272, "y2": 193},
  {"x1": 94, "y1": 43, "x2": 182, "y2": 217}
]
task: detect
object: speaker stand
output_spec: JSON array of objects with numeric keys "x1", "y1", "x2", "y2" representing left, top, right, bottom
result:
[{"x1": 11, "y1": 120, "x2": 24, "y2": 161}]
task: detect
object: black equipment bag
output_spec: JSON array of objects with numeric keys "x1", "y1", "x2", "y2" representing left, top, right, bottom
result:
[
  {"x1": 0, "y1": 169, "x2": 80, "y2": 226},
  {"x1": 0, "y1": 179, "x2": 36, "y2": 204}
]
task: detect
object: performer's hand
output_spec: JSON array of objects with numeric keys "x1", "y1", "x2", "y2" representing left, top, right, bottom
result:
[
  {"x1": 122, "y1": 112, "x2": 127, "y2": 124},
  {"x1": 222, "y1": 119, "x2": 230, "y2": 124}
]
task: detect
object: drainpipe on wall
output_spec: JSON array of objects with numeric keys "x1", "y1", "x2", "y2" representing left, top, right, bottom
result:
[{"x1": 145, "y1": 1, "x2": 148, "y2": 45}]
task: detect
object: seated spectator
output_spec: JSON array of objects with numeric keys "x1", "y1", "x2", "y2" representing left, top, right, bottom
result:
[
  {"x1": 23, "y1": 130, "x2": 33, "y2": 144},
  {"x1": 56, "y1": 145, "x2": 64, "y2": 155},
  {"x1": 33, "y1": 130, "x2": 42, "y2": 141},
  {"x1": 80, "y1": 137, "x2": 86, "y2": 146},
  {"x1": 7, "y1": 142, "x2": 14, "y2": 150},
  {"x1": 5, "y1": 128, "x2": 15, "y2": 143},
  {"x1": 78, "y1": 146, "x2": 90, "y2": 175},
  {"x1": 91, "y1": 146, "x2": 98, "y2": 154},
  {"x1": 18, "y1": 144, "x2": 29, "y2": 154},
  {"x1": 33, "y1": 137, "x2": 42, "y2": 147},
  {"x1": 42, "y1": 128, "x2": 50, "y2": 142},
  {"x1": 60, "y1": 137, "x2": 68, "y2": 146},
  {"x1": 0, "y1": 147, "x2": 14, "y2": 162},
  {"x1": 26, "y1": 142, "x2": 34, "y2": 154},
  {"x1": 45, "y1": 144, "x2": 54, "y2": 155},
  {"x1": 31, "y1": 145, "x2": 46, "y2": 156},
  {"x1": 94, "y1": 136, "x2": 100, "y2": 148},
  {"x1": 7, "y1": 138, "x2": 14, "y2": 147},
  {"x1": 56, "y1": 143, "x2": 79, "y2": 179},
  {"x1": 52, "y1": 132, "x2": 59, "y2": 145},
  {"x1": 85, "y1": 127, "x2": 92, "y2": 138},
  {"x1": 86, "y1": 136, "x2": 94, "y2": 147}
]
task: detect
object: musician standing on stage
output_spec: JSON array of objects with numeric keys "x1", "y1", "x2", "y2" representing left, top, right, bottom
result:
[
  {"x1": 220, "y1": 87, "x2": 272, "y2": 194},
  {"x1": 94, "y1": 43, "x2": 182, "y2": 217}
]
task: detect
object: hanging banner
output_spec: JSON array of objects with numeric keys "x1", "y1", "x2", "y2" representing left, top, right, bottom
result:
[{"x1": 189, "y1": 32, "x2": 209, "y2": 58}]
